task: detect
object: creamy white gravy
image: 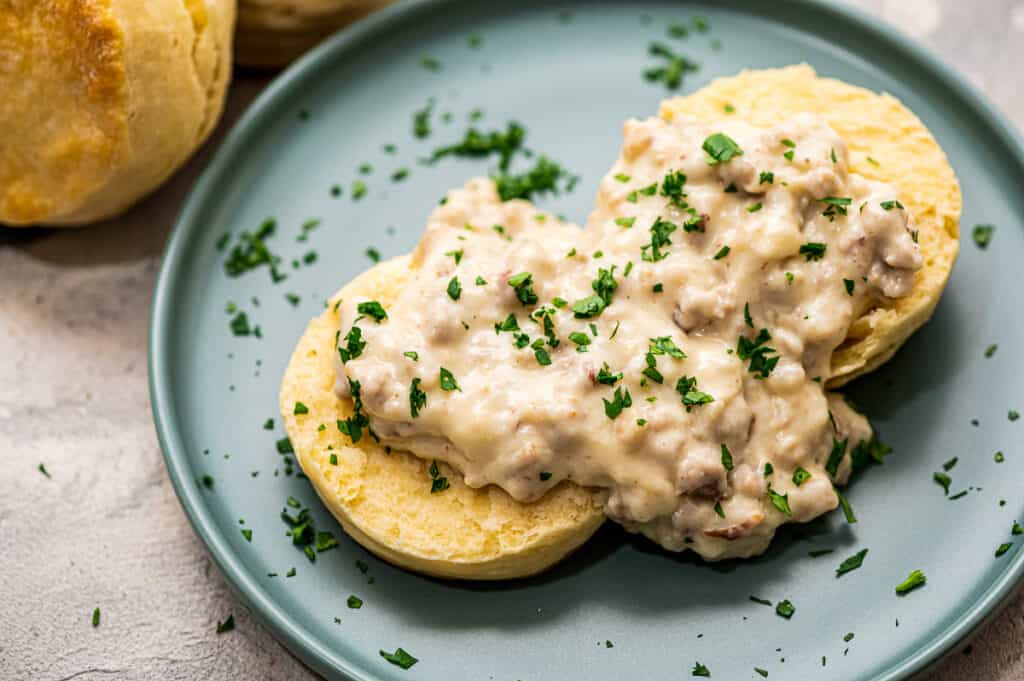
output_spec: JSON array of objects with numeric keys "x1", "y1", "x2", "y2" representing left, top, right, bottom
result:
[{"x1": 333, "y1": 114, "x2": 921, "y2": 559}]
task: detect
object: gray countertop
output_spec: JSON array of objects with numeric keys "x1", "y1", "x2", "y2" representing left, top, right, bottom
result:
[{"x1": 2, "y1": 1, "x2": 1023, "y2": 679}]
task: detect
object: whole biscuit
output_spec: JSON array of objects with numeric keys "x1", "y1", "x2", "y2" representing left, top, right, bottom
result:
[
  {"x1": 235, "y1": 0, "x2": 390, "y2": 68},
  {"x1": 0, "y1": 0, "x2": 235, "y2": 226}
]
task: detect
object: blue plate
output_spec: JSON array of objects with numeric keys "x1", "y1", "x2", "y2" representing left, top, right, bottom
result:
[{"x1": 150, "y1": 1, "x2": 1024, "y2": 679}]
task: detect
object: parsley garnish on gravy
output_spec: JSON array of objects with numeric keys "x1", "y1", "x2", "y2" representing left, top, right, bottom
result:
[
  {"x1": 332, "y1": 113, "x2": 922, "y2": 559},
  {"x1": 702, "y1": 133, "x2": 744, "y2": 164}
]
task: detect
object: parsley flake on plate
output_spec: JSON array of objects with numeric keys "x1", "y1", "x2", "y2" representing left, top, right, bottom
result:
[
  {"x1": 836, "y1": 548, "x2": 868, "y2": 577},
  {"x1": 380, "y1": 647, "x2": 418, "y2": 669},
  {"x1": 894, "y1": 569, "x2": 926, "y2": 595},
  {"x1": 972, "y1": 224, "x2": 994, "y2": 249}
]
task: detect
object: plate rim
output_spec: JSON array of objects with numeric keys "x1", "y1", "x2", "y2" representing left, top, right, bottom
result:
[{"x1": 148, "y1": 1, "x2": 1024, "y2": 680}]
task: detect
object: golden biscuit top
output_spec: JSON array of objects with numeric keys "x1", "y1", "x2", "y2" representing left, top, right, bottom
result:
[{"x1": 0, "y1": 0, "x2": 128, "y2": 224}]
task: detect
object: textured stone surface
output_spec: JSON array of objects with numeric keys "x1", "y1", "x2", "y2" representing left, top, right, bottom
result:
[{"x1": 2, "y1": 2, "x2": 1023, "y2": 679}]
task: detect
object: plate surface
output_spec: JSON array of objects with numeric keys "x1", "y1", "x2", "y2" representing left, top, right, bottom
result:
[{"x1": 150, "y1": 1, "x2": 1024, "y2": 679}]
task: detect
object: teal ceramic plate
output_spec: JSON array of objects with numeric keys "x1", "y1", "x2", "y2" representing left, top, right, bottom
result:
[{"x1": 150, "y1": 1, "x2": 1024, "y2": 679}]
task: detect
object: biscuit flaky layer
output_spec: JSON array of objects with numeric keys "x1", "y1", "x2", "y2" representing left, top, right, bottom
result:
[
  {"x1": 282, "y1": 66, "x2": 961, "y2": 579},
  {"x1": 0, "y1": 0, "x2": 235, "y2": 226}
]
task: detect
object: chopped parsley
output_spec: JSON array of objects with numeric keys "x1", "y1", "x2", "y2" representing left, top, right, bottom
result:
[
  {"x1": 880, "y1": 200, "x2": 904, "y2": 211},
  {"x1": 614, "y1": 173, "x2": 631, "y2": 182},
  {"x1": 825, "y1": 438, "x2": 848, "y2": 477},
  {"x1": 894, "y1": 569, "x2": 926, "y2": 595},
  {"x1": 651, "y1": 336, "x2": 686, "y2": 358},
  {"x1": 216, "y1": 614, "x2": 234, "y2": 633},
  {"x1": 357, "y1": 301, "x2": 388, "y2": 323},
  {"x1": 675, "y1": 375, "x2": 713, "y2": 411},
  {"x1": 737, "y1": 328, "x2": 779, "y2": 378},
  {"x1": 844, "y1": 278, "x2": 855, "y2": 296},
  {"x1": 495, "y1": 156, "x2": 575, "y2": 201},
  {"x1": 985, "y1": 344, "x2": 998, "y2": 358},
  {"x1": 439, "y1": 367, "x2": 460, "y2": 391},
  {"x1": 352, "y1": 181, "x2": 367, "y2": 200},
  {"x1": 569, "y1": 331, "x2": 591, "y2": 351},
  {"x1": 767, "y1": 488, "x2": 792, "y2": 516},
  {"x1": 713, "y1": 501, "x2": 725, "y2": 518},
  {"x1": 644, "y1": 42, "x2": 699, "y2": 90},
  {"x1": 539, "y1": 471, "x2": 553, "y2": 481},
  {"x1": 223, "y1": 219, "x2": 285, "y2": 282},
  {"x1": 747, "y1": 202, "x2": 763, "y2": 213},
  {"x1": 494, "y1": 314, "x2": 520, "y2": 334},
  {"x1": 792, "y1": 467, "x2": 811, "y2": 486},
  {"x1": 572, "y1": 295, "x2": 605, "y2": 319},
  {"x1": 641, "y1": 217, "x2": 678, "y2": 262},
  {"x1": 692, "y1": 661, "x2": 711, "y2": 677},
  {"x1": 445, "y1": 248, "x2": 464, "y2": 265},
  {"x1": 338, "y1": 325, "x2": 366, "y2": 363},
  {"x1": 835, "y1": 486, "x2": 857, "y2": 523},
  {"x1": 759, "y1": 171, "x2": 774, "y2": 184},
  {"x1": 230, "y1": 311, "x2": 254, "y2": 336},
  {"x1": 347, "y1": 595, "x2": 363, "y2": 609},
  {"x1": 391, "y1": 168, "x2": 409, "y2": 182},
  {"x1": 380, "y1": 648, "x2": 418, "y2": 669},
  {"x1": 775, "y1": 600, "x2": 795, "y2": 619},
  {"x1": 446, "y1": 276, "x2": 462, "y2": 301},
  {"x1": 702, "y1": 133, "x2": 744, "y2": 164},
  {"x1": 92, "y1": 607, "x2": 101, "y2": 627},
  {"x1": 428, "y1": 122, "x2": 524, "y2": 171},
  {"x1": 996, "y1": 543, "x2": 1013, "y2": 558},
  {"x1": 429, "y1": 460, "x2": 449, "y2": 493},
  {"x1": 721, "y1": 444, "x2": 734, "y2": 471},
  {"x1": 836, "y1": 548, "x2": 868, "y2": 577},
  {"x1": 972, "y1": 224, "x2": 994, "y2": 249},
  {"x1": 615, "y1": 216, "x2": 636, "y2": 228},
  {"x1": 934, "y1": 472, "x2": 951, "y2": 495},
  {"x1": 293, "y1": 401, "x2": 309, "y2": 415},
  {"x1": 712, "y1": 245, "x2": 731, "y2": 260},
  {"x1": 799, "y1": 242, "x2": 827, "y2": 261},
  {"x1": 409, "y1": 378, "x2": 427, "y2": 417},
  {"x1": 603, "y1": 387, "x2": 632, "y2": 419},
  {"x1": 420, "y1": 56, "x2": 441, "y2": 71},
  {"x1": 413, "y1": 100, "x2": 434, "y2": 138},
  {"x1": 596, "y1": 363, "x2": 622, "y2": 385},
  {"x1": 38, "y1": 463, "x2": 51, "y2": 479},
  {"x1": 508, "y1": 272, "x2": 538, "y2": 306}
]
